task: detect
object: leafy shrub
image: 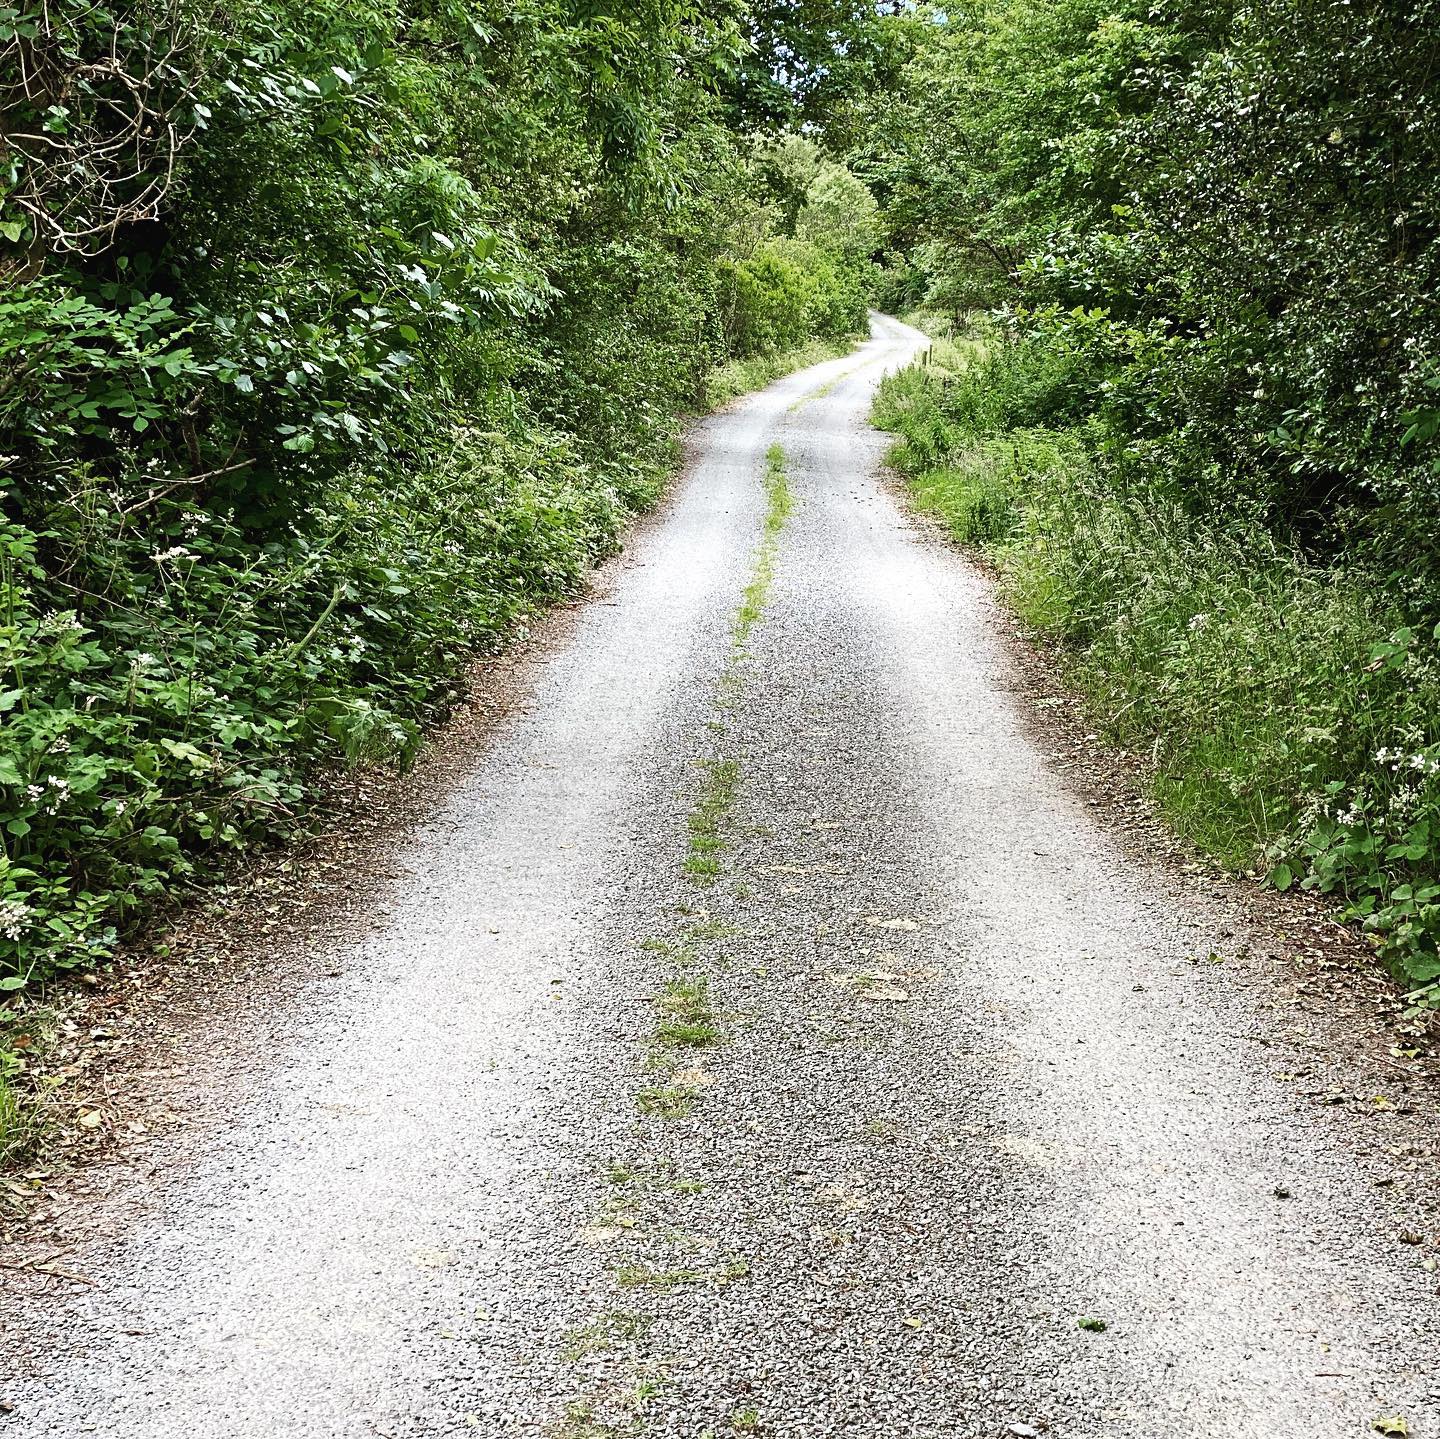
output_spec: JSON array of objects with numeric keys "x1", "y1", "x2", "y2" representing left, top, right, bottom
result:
[
  {"x1": 717, "y1": 248, "x2": 814, "y2": 357},
  {"x1": 0, "y1": 428, "x2": 622, "y2": 989},
  {"x1": 715, "y1": 143, "x2": 877, "y2": 359}
]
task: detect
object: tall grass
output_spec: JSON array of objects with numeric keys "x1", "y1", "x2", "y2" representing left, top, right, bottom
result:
[{"x1": 874, "y1": 342, "x2": 1440, "y2": 998}]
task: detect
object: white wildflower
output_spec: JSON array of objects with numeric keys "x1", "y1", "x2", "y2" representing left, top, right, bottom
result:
[
  {"x1": 0, "y1": 897, "x2": 31, "y2": 942},
  {"x1": 35, "y1": 611, "x2": 84, "y2": 637}
]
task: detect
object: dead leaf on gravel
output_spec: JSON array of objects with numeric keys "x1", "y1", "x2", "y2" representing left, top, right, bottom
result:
[
  {"x1": 866, "y1": 916, "x2": 919, "y2": 931},
  {"x1": 829, "y1": 969, "x2": 910, "y2": 1002},
  {"x1": 1372, "y1": 1417, "x2": 1410, "y2": 1437},
  {"x1": 2, "y1": 1257, "x2": 95, "y2": 1285},
  {"x1": 989, "y1": 1133, "x2": 1059, "y2": 1167},
  {"x1": 863, "y1": 981, "x2": 910, "y2": 1002},
  {"x1": 817, "y1": 1184, "x2": 870, "y2": 1215},
  {"x1": 580, "y1": 1226, "x2": 628, "y2": 1245},
  {"x1": 410, "y1": 1249, "x2": 455, "y2": 1268}
]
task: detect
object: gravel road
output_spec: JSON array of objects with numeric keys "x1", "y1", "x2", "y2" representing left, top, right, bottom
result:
[{"x1": 2, "y1": 314, "x2": 1437, "y2": 1437}]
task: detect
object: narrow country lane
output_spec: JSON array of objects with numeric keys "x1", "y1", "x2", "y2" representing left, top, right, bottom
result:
[{"x1": 2, "y1": 316, "x2": 1437, "y2": 1438}]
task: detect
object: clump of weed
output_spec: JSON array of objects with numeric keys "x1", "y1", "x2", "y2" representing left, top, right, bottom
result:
[
  {"x1": 685, "y1": 758, "x2": 740, "y2": 883},
  {"x1": 615, "y1": 1257, "x2": 748, "y2": 1289},
  {"x1": 615, "y1": 1263, "x2": 706, "y2": 1290},
  {"x1": 685, "y1": 917, "x2": 740, "y2": 942},
  {"x1": 653, "y1": 977, "x2": 719, "y2": 1048},
  {"x1": 562, "y1": 1312, "x2": 653, "y2": 1361},
  {"x1": 637, "y1": 1085, "x2": 696, "y2": 1119}
]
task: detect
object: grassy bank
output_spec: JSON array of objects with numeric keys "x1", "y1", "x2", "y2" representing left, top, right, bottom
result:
[
  {"x1": 703, "y1": 337, "x2": 855, "y2": 411},
  {"x1": 874, "y1": 330, "x2": 1440, "y2": 1004}
]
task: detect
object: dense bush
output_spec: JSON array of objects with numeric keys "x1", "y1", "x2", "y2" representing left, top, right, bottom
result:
[
  {"x1": 714, "y1": 141, "x2": 878, "y2": 359},
  {"x1": 0, "y1": 0, "x2": 882, "y2": 1028},
  {"x1": 0, "y1": 432, "x2": 623, "y2": 988},
  {"x1": 862, "y1": 0, "x2": 1440, "y2": 558}
]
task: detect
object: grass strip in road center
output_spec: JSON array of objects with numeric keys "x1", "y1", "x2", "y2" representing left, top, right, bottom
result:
[
  {"x1": 559, "y1": 444, "x2": 796, "y2": 1436},
  {"x1": 687, "y1": 444, "x2": 792, "y2": 883},
  {"x1": 733, "y1": 444, "x2": 793, "y2": 649}
]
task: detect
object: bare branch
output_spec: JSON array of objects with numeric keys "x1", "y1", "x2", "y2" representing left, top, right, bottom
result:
[{"x1": 0, "y1": 0, "x2": 203, "y2": 262}]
